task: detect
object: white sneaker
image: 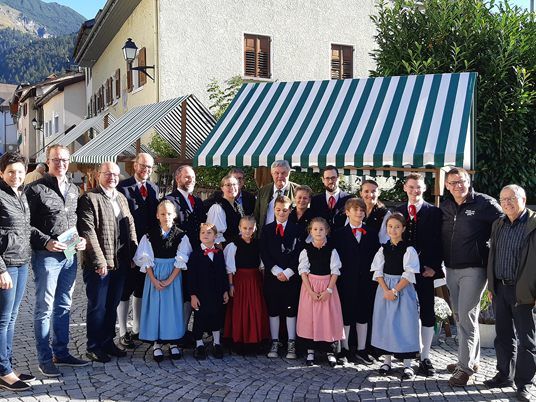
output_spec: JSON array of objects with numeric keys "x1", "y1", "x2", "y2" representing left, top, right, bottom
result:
[
  {"x1": 267, "y1": 340, "x2": 280, "y2": 358},
  {"x1": 285, "y1": 340, "x2": 297, "y2": 359}
]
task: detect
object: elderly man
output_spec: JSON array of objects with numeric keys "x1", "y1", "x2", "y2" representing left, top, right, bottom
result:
[
  {"x1": 254, "y1": 160, "x2": 298, "y2": 233},
  {"x1": 116, "y1": 153, "x2": 159, "y2": 349},
  {"x1": 26, "y1": 145, "x2": 89, "y2": 377},
  {"x1": 485, "y1": 185, "x2": 536, "y2": 402},
  {"x1": 310, "y1": 165, "x2": 351, "y2": 230},
  {"x1": 441, "y1": 167, "x2": 502, "y2": 386},
  {"x1": 77, "y1": 162, "x2": 137, "y2": 363},
  {"x1": 23, "y1": 163, "x2": 46, "y2": 185}
]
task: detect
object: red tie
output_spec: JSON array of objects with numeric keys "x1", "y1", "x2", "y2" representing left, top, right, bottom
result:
[
  {"x1": 352, "y1": 227, "x2": 367, "y2": 236},
  {"x1": 139, "y1": 183, "x2": 147, "y2": 198},
  {"x1": 188, "y1": 194, "x2": 196, "y2": 209},
  {"x1": 204, "y1": 247, "x2": 220, "y2": 256},
  {"x1": 328, "y1": 196, "x2": 336, "y2": 210},
  {"x1": 409, "y1": 204, "x2": 418, "y2": 222},
  {"x1": 276, "y1": 223, "x2": 284, "y2": 237}
]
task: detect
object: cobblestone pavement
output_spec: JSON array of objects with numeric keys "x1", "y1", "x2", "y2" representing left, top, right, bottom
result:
[{"x1": 2, "y1": 269, "x2": 533, "y2": 401}]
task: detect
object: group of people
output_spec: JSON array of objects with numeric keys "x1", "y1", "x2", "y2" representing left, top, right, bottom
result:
[{"x1": 0, "y1": 147, "x2": 534, "y2": 402}]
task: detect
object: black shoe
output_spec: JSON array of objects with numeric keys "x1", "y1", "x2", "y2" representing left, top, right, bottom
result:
[
  {"x1": 130, "y1": 332, "x2": 139, "y2": 341},
  {"x1": 516, "y1": 387, "x2": 531, "y2": 402},
  {"x1": 103, "y1": 344, "x2": 127, "y2": 357},
  {"x1": 169, "y1": 345, "x2": 182, "y2": 360},
  {"x1": 306, "y1": 352, "x2": 315, "y2": 366},
  {"x1": 336, "y1": 348, "x2": 349, "y2": 365},
  {"x1": 0, "y1": 378, "x2": 31, "y2": 391},
  {"x1": 417, "y1": 358, "x2": 436, "y2": 377},
  {"x1": 17, "y1": 373, "x2": 35, "y2": 382},
  {"x1": 153, "y1": 347, "x2": 164, "y2": 363},
  {"x1": 484, "y1": 374, "x2": 514, "y2": 388},
  {"x1": 212, "y1": 344, "x2": 224, "y2": 359},
  {"x1": 379, "y1": 363, "x2": 391, "y2": 376},
  {"x1": 194, "y1": 345, "x2": 207, "y2": 360},
  {"x1": 119, "y1": 333, "x2": 135, "y2": 349},
  {"x1": 402, "y1": 367, "x2": 415, "y2": 380},
  {"x1": 355, "y1": 349, "x2": 374, "y2": 365},
  {"x1": 86, "y1": 350, "x2": 111, "y2": 363},
  {"x1": 327, "y1": 353, "x2": 337, "y2": 368}
]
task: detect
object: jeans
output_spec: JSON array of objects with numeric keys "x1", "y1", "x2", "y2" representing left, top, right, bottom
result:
[
  {"x1": 446, "y1": 267, "x2": 487, "y2": 374},
  {"x1": 32, "y1": 250, "x2": 77, "y2": 364},
  {"x1": 0, "y1": 265, "x2": 28, "y2": 376}
]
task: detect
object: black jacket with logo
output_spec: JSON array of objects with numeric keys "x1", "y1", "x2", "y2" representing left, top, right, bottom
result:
[{"x1": 440, "y1": 188, "x2": 502, "y2": 269}]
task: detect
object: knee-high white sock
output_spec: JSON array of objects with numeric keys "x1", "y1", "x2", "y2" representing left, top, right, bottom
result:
[
  {"x1": 404, "y1": 358, "x2": 412, "y2": 368},
  {"x1": 286, "y1": 316, "x2": 297, "y2": 340},
  {"x1": 420, "y1": 326, "x2": 435, "y2": 360},
  {"x1": 269, "y1": 316, "x2": 280, "y2": 340},
  {"x1": 341, "y1": 325, "x2": 350, "y2": 350},
  {"x1": 384, "y1": 355, "x2": 392, "y2": 365},
  {"x1": 183, "y1": 302, "x2": 192, "y2": 328},
  {"x1": 356, "y1": 323, "x2": 368, "y2": 351},
  {"x1": 117, "y1": 300, "x2": 129, "y2": 337},
  {"x1": 212, "y1": 330, "x2": 221, "y2": 345},
  {"x1": 132, "y1": 296, "x2": 142, "y2": 334}
]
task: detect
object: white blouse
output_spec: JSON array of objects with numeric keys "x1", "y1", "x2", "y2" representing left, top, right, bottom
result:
[
  {"x1": 370, "y1": 245, "x2": 420, "y2": 284},
  {"x1": 297, "y1": 247, "x2": 342, "y2": 276},
  {"x1": 132, "y1": 234, "x2": 189, "y2": 273},
  {"x1": 206, "y1": 203, "x2": 227, "y2": 244}
]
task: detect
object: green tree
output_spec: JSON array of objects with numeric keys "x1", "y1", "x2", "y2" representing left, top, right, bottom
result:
[{"x1": 371, "y1": 0, "x2": 536, "y2": 202}]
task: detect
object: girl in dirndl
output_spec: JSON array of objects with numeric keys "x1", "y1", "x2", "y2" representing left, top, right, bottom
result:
[
  {"x1": 133, "y1": 200, "x2": 186, "y2": 362},
  {"x1": 370, "y1": 212, "x2": 420, "y2": 380},
  {"x1": 296, "y1": 217, "x2": 345, "y2": 367},
  {"x1": 223, "y1": 216, "x2": 269, "y2": 353}
]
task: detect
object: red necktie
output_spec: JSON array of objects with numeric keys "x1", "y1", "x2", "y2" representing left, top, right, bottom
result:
[
  {"x1": 409, "y1": 204, "x2": 418, "y2": 222},
  {"x1": 204, "y1": 247, "x2": 220, "y2": 256},
  {"x1": 352, "y1": 227, "x2": 367, "y2": 236},
  {"x1": 328, "y1": 196, "x2": 336, "y2": 210},
  {"x1": 188, "y1": 194, "x2": 196, "y2": 209},
  {"x1": 139, "y1": 183, "x2": 147, "y2": 198},
  {"x1": 276, "y1": 223, "x2": 284, "y2": 237}
]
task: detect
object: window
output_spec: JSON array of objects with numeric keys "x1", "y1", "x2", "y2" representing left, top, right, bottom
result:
[
  {"x1": 54, "y1": 115, "x2": 59, "y2": 134},
  {"x1": 244, "y1": 34, "x2": 271, "y2": 79},
  {"x1": 331, "y1": 44, "x2": 353, "y2": 80},
  {"x1": 115, "y1": 69, "x2": 120, "y2": 99}
]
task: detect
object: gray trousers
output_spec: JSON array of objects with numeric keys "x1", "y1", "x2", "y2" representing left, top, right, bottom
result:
[{"x1": 446, "y1": 267, "x2": 487, "y2": 375}]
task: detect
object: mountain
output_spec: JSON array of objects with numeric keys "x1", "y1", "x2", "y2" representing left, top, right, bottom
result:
[{"x1": 0, "y1": 0, "x2": 85, "y2": 37}]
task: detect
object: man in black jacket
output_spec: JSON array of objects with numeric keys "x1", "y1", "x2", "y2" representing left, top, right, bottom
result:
[
  {"x1": 26, "y1": 145, "x2": 89, "y2": 377},
  {"x1": 440, "y1": 167, "x2": 502, "y2": 386}
]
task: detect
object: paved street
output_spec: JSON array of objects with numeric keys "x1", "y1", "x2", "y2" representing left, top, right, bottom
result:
[{"x1": 2, "y1": 269, "x2": 532, "y2": 402}]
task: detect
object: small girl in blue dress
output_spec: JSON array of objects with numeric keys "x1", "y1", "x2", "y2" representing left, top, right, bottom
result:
[
  {"x1": 133, "y1": 200, "x2": 186, "y2": 362},
  {"x1": 370, "y1": 212, "x2": 420, "y2": 380}
]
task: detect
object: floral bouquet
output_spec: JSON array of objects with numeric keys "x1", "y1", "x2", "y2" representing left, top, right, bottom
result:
[{"x1": 434, "y1": 296, "x2": 452, "y2": 322}]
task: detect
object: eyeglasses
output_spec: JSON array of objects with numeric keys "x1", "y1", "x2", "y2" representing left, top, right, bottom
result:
[
  {"x1": 447, "y1": 179, "x2": 468, "y2": 187},
  {"x1": 136, "y1": 163, "x2": 153, "y2": 170},
  {"x1": 49, "y1": 158, "x2": 69, "y2": 165},
  {"x1": 100, "y1": 172, "x2": 119, "y2": 178},
  {"x1": 323, "y1": 176, "x2": 338, "y2": 181},
  {"x1": 223, "y1": 183, "x2": 238, "y2": 188},
  {"x1": 499, "y1": 196, "x2": 519, "y2": 204}
]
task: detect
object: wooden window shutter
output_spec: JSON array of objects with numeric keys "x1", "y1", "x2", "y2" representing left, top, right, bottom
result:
[
  {"x1": 127, "y1": 63, "x2": 133, "y2": 92},
  {"x1": 331, "y1": 44, "x2": 353, "y2": 80},
  {"x1": 244, "y1": 34, "x2": 270, "y2": 79},
  {"x1": 138, "y1": 47, "x2": 147, "y2": 86},
  {"x1": 104, "y1": 114, "x2": 109, "y2": 129},
  {"x1": 115, "y1": 69, "x2": 120, "y2": 98}
]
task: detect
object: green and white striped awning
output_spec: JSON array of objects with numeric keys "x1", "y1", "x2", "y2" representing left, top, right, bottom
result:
[
  {"x1": 195, "y1": 72, "x2": 476, "y2": 171},
  {"x1": 71, "y1": 95, "x2": 215, "y2": 164}
]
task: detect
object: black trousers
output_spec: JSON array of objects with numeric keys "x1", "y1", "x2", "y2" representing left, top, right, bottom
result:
[
  {"x1": 494, "y1": 282, "x2": 536, "y2": 388},
  {"x1": 120, "y1": 265, "x2": 145, "y2": 300},
  {"x1": 415, "y1": 273, "x2": 435, "y2": 327}
]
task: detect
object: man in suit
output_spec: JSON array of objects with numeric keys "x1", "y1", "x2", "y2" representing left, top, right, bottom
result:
[
  {"x1": 77, "y1": 162, "x2": 138, "y2": 363},
  {"x1": 254, "y1": 160, "x2": 299, "y2": 233},
  {"x1": 310, "y1": 165, "x2": 352, "y2": 230},
  {"x1": 396, "y1": 172, "x2": 443, "y2": 377},
  {"x1": 116, "y1": 153, "x2": 159, "y2": 349}
]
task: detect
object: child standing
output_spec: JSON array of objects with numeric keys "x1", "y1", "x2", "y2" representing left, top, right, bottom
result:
[
  {"x1": 370, "y1": 212, "x2": 420, "y2": 380},
  {"x1": 296, "y1": 218, "x2": 345, "y2": 367},
  {"x1": 188, "y1": 223, "x2": 229, "y2": 360},
  {"x1": 260, "y1": 196, "x2": 303, "y2": 359},
  {"x1": 223, "y1": 216, "x2": 269, "y2": 353},
  {"x1": 333, "y1": 198, "x2": 380, "y2": 365},
  {"x1": 133, "y1": 200, "x2": 186, "y2": 362}
]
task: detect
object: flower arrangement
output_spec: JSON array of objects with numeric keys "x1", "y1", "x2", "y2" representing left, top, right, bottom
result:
[{"x1": 434, "y1": 296, "x2": 452, "y2": 322}]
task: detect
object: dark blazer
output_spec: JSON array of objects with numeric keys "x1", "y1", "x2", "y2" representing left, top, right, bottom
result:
[
  {"x1": 164, "y1": 189, "x2": 206, "y2": 245},
  {"x1": 117, "y1": 176, "x2": 159, "y2": 242},
  {"x1": 310, "y1": 191, "x2": 353, "y2": 229},
  {"x1": 203, "y1": 189, "x2": 256, "y2": 216},
  {"x1": 254, "y1": 181, "x2": 299, "y2": 233},
  {"x1": 259, "y1": 220, "x2": 302, "y2": 276},
  {"x1": 396, "y1": 201, "x2": 443, "y2": 274}
]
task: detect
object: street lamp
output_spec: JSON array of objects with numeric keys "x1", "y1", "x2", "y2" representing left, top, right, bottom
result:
[
  {"x1": 122, "y1": 38, "x2": 155, "y2": 81},
  {"x1": 32, "y1": 117, "x2": 45, "y2": 154}
]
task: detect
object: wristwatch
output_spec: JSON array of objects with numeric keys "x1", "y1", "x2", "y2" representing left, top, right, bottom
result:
[
  {"x1": 391, "y1": 288, "x2": 399, "y2": 298},
  {"x1": 326, "y1": 287, "x2": 333, "y2": 294}
]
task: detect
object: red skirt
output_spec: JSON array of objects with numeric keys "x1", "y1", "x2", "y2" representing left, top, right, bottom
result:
[{"x1": 224, "y1": 268, "x2": 269, "y2": 344}]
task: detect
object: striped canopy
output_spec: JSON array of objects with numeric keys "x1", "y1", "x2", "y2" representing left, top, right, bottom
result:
[
  {"x1": 195, "y1": 72, "x2": 476, "y2": 171},
  {"x1": 71, "y1": 96, "x2": 215, "y2": 164}
]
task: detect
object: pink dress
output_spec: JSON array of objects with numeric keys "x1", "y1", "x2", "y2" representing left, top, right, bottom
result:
[{"x1": 296, "y1": 243, "x2": 345, "y2": 342}]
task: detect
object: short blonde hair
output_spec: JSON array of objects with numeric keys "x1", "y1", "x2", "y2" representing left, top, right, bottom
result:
[{"x1": 200, "y1": 222, "x2": 218, "y2": 235}]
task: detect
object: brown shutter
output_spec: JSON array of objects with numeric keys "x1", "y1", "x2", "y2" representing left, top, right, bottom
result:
[
  {"x1": 331, "y1": 45, "x2": 353, "y2": 80},
  {"x1": 138, "y1": 47, "x2": 147, "y2": 86},
  {"x1": 127, "y1": 63, "x2": 133, "y2": 92},
  {"x1": 104, "y1": 114, "x2": 109, "y2": 129},
  {"x1": 257, "y1": 37, "x2": 270, "y2": 79},
  {"x1": 115, "y1": 68, "x2": 120, "y2": 98},
  {"x1": 341, "y1": 46, "x2": 353, "y2": 79},
  {"x1": 244, "y1": 35, "x2": 256, "y2": 77},
  {"x1": 244, "y1": 34, "x2": 271, "y2": 78}
]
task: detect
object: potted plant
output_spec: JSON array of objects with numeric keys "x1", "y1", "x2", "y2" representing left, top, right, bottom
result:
[
  {"x1": 433, "y1": 296, "x2": 452, "y2": 344},
  {"x1": 478, "y1": 289, "x2": 496, "y2": 348}
]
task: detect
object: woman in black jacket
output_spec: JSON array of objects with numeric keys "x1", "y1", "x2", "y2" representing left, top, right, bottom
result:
[{"x1": 0, "y1": 153, "x2": 49, "y2": 391}]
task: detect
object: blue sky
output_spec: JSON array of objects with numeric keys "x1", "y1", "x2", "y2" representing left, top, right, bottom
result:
[{"x1": 46, "y1": 0, "x2": 530, "y2": 20}]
